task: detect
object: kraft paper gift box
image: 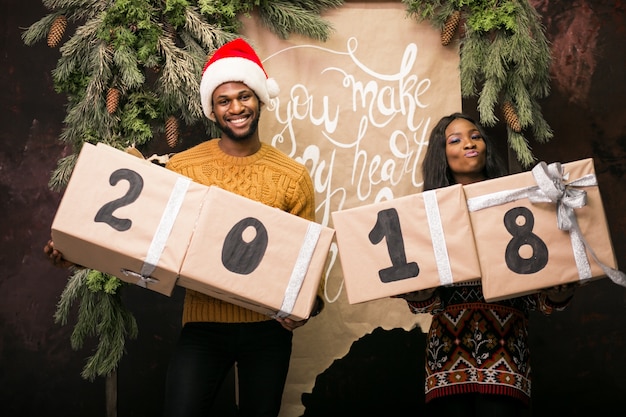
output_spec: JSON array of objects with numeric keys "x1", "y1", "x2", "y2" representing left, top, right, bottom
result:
[
  {"x1": 51, "y1": 142, "x2": 209, "y2": 296},
  {"x1": 177, "y1": 186, "x2": 335, "y2": 321},
  {"x1": 331, "y1": 184, "x2": 482, "y2": 304},
  {"x1": 463, "y1": 158, "x2": 622, "y2": 302}
]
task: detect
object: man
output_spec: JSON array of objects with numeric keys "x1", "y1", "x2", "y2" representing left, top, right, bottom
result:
[
  {"x1": 45, "y1": 38, "x2": 323, "y2": 417},
  {"x1": 162, "y1": 37, "x2": 324, "y2": 417}
]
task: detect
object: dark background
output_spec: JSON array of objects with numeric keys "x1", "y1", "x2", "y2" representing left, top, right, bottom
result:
[{"x1": 1, "y1": 1, "x2": 625, "y2": 416}]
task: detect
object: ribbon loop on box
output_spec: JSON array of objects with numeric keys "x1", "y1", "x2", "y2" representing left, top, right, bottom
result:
[
  {"x1": 274, "y1": 222, "x2": 323, "y2": 319},
  {"x1": 467, "y1": 162, "x2": 626, "y2": 287},
  {"x1": 121, "y1": 269, "x2": 159, "y2": 287},
  {"x1": 529, "y1": 162, "x2": 592, "y2": 232},
  {"x1": 423, "y1": 190, "x2": 453, "y2": 286}
]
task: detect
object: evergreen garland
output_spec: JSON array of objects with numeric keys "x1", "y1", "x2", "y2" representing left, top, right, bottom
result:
[
  {"x1": 54, "y1": 269, "x2": 137, "y2": 381},
  {"x1": 23, "y1": 0, "x2": 344, "y2": 383},
  {"x1": 402, "y1": 0, "x2": 553, "y2": 167}
]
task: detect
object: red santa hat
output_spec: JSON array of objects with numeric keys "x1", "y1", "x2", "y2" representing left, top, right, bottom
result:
[{"x1": 200, "y1": 38, "x2": 280, "y2": 121}]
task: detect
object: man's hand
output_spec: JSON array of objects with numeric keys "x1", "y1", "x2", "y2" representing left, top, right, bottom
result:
[
  {"x1": 274, "y1": 295, "x2": 325, "y2": 331},
  {"x1": 43, "y1": 239, "x2": 75, "y2": 269},
  {"x1": 275, "y1": 317, "x2": 308, "y2": 332}
]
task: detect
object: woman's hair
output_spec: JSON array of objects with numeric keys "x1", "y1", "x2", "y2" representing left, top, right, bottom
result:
[{"x1": 422, "y1": 112, "x2": 508, "y2": 191}]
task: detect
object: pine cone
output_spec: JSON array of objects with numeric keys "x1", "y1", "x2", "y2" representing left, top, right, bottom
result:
[
  {"x1": 441, "y1": 11, "x2": 461, "y2": 46},
  {"x1": 502, "y1": 101, "x2": 522, "y2": 133},
  {"x1": 165, "y1": 116, "x2": 179, "y2": 148},
  {"x1": 106, "y1": 88, "x2": 121, "y2": 114},
  {"x1": 47, "y1": 15, "x2": 67, "y2": 48}
]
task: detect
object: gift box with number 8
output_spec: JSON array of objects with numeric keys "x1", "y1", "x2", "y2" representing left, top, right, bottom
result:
[{"x1": 463, "y1": 158, "x2": 621, "y2": 302}]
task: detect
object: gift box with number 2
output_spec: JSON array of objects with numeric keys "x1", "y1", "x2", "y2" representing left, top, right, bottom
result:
[{"x1": 51, "y1": 143, "x2": 209, "y2": 296}]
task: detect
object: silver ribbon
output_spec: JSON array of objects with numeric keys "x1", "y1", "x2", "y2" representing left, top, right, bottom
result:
[
  {"x1": 274, "y1": 222, "x2": 323, "y2": 319},
  {"x1": 121, "y1": 176, "x2": 191, "y2": 288},
  {"x1": 121, "y1": 268, "x2": 160, "y2": 287},
  {"x1": 423, "y1": 190, "x2": 453, "y2": 286},
  {"x1": 467, "y1": 162, "x2": 626, "y2": 287}
]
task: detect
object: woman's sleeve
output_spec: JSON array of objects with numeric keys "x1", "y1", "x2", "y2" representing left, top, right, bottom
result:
[
  {"x1": 534, "y1": 291, "x2": 574, "y2": 315},
  {"x1": 402, "y1": 290, "x2": 443, "y2": 315}
]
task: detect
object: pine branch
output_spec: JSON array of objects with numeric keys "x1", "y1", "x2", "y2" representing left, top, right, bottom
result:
[
  {"x1": 43, "y1": 0, "x2": 98, "y2": 9},
  {"x1": 60, "y1": 77, "x2": 113, "y2": 146},
  {"x1": 184, "y1": 6, "x2": 236, "y2": 49},
  {"x1": 70, "y1": 287, "x2": 99, "y2": 349},
  {"x1": 48, "y1": 154, "x2": 79, "y2": 191},
  {"x1": 459, "y1": 35, "x2": 488, "y2": 97},
  {"x1": 113, "y1": 45, "x2": 146, "y2": 89},
  {"x1": 22, "y1": 14, "x2": 58, "y2": 45},
  {"x1": 507, "y1": 130, "x2": 535, "y2": 167},
  {"x1": 157, "y1": 35, "x2": 204, "y2": 121},
  {"x1": 53, "y1": 268, "x2": 137, "y2": 382},
  {"x1": 403, "y1": 0, "x2": 446, "y2": 21},
  {"x1": 118, "y1": 90, "x2": 162, "y2": 145},
  {"x1": 197, "y1": 0, "x2": 253, "y2": 32},
  {"x1": 483, "y1": 34, "x2": 507, "y2": 89},
  {"x1": 477, "y1": 70, "x2": 505, "y2": 127},
  {"x1": 81, "y1": 291, "x2": 138, "y2": 381},
  {"x1": 288, "y1": 0, "x2": 344, "y2": 14},
  {"x1": 258, "y1": 0, "x2": 343, "y2": 41},
  {"x1": 53, "y1": 16, "x2": 105, "y2": 96},
  {"x1": 530, "y1": 101, "x2": 553, "y2": 143},
  {"x1": 54, "y1": 268, "x2": 89, "y2": 325}
]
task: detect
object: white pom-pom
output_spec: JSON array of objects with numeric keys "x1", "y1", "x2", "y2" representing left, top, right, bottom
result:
[{"x1": 266, "y1": 78, "x2": 280, "y2": 98}]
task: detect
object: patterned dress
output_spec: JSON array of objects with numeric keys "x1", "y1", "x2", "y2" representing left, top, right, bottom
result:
[{"x1": 405, "y1": 281, "x2": 569, "y2": 405}]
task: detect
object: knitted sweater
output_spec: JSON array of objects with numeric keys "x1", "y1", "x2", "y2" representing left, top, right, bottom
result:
[
  {"x1": 405, "y1": 281, "x2": 570, "y2": 405},
  {"x1": 166, "y1": 139, "x2": 316, "y2": 324}
]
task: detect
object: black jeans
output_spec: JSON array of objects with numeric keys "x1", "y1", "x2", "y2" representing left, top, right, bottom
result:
[{"x1": 163, "y1": 320, "x2": 293, "y2": 417}]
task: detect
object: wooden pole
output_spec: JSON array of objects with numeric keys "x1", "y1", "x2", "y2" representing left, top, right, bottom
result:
[{"x1": 105, "y1": 370, "x2": 117, "y2": 417}]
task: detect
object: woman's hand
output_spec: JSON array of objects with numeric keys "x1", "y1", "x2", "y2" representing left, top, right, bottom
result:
[
  {"x1": 395, "y1": 287, "x2": 437, "y2": 302},
  {"x1": 543, "y1": 283, "x2": 577, "y2": 303}
]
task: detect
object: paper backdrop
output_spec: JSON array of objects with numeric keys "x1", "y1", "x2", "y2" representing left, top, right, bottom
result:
[{"x1": 240, "y1": 2, "x2": 461, "y2": 415}]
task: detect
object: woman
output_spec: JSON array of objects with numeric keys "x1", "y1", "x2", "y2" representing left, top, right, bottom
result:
[{"x1": 400, "y1": 113, "x2": 574, "y2": 416}]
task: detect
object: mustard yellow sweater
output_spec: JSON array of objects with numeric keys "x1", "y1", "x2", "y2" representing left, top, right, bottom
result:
[{"x1": 166, "y1": 139, "x2": 316, "y2": 324}]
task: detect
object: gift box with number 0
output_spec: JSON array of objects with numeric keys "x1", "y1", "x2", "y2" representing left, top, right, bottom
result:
[
  {"x1": 331, "y1": 184, "x2": 482, "y2": 304},
  {"x1": 51, "y1": 142, "x2": 209, "y2": 296},
  {"x1": 177, "y1": 186, "x2": 335, "y2": 321},
  {"x1": 463, "y1": 158, "x2": 620, "y2": 302}
]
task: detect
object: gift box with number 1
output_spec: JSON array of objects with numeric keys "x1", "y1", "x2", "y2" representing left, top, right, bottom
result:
[{"x1": 332, "y1": 184, "x2": 482, "y2": 304}]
